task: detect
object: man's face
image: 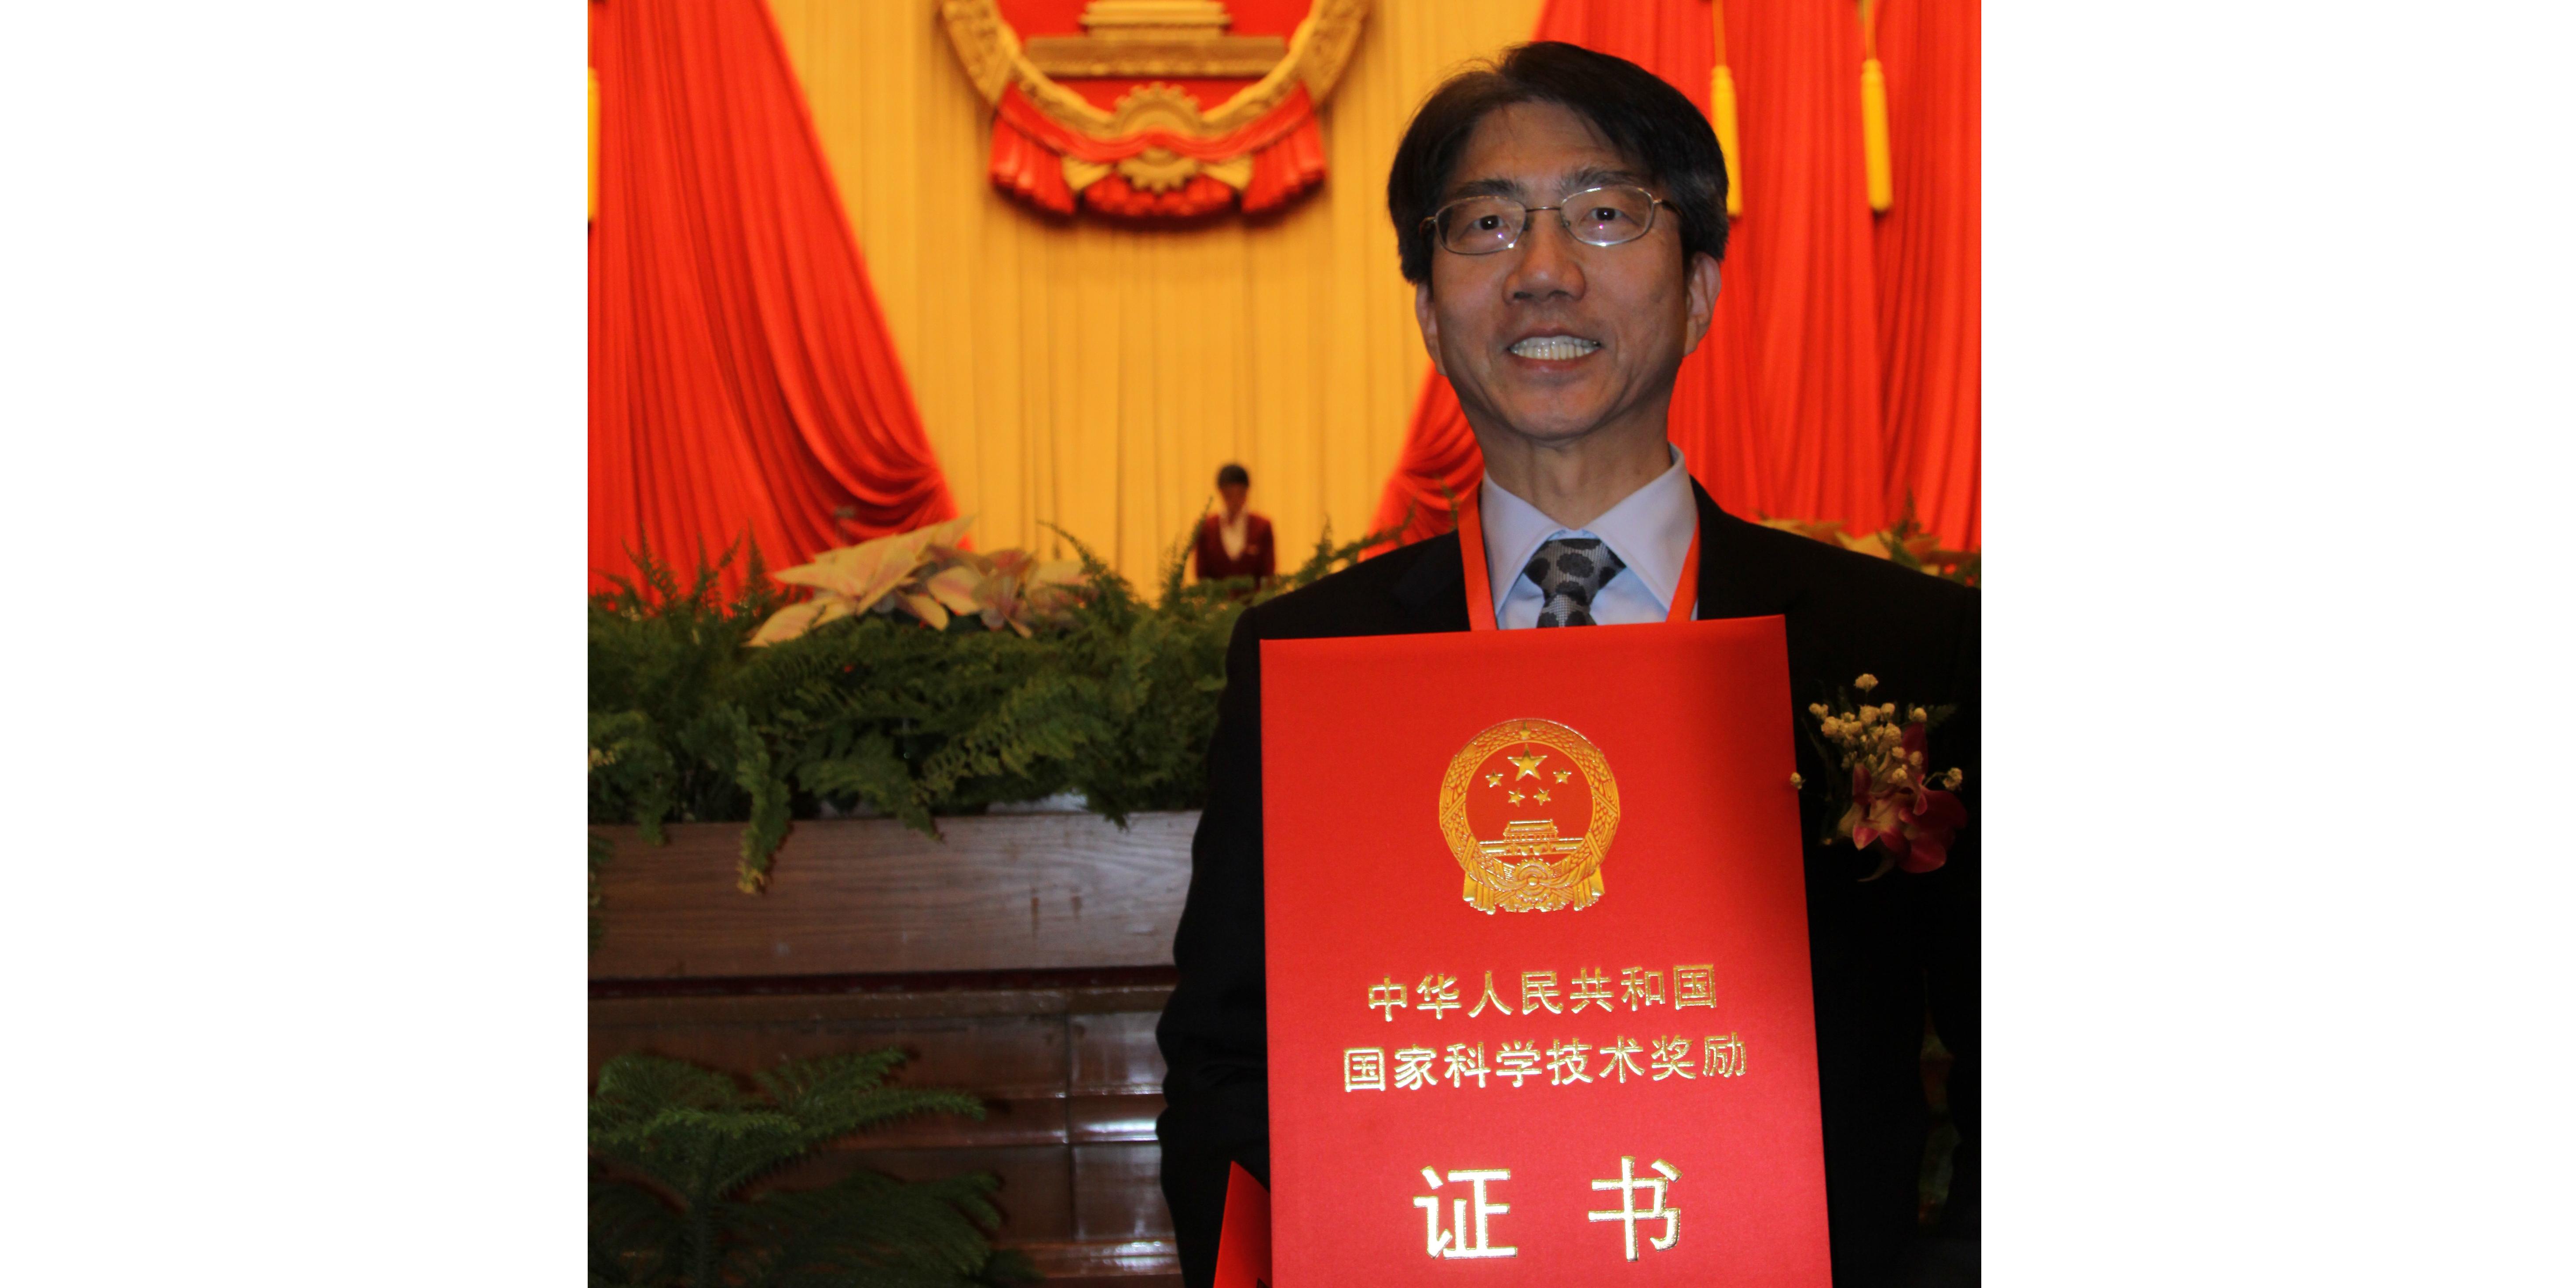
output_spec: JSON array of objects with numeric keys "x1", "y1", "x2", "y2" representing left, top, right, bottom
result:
[
  {"x1": 1414, "y1": 102, "x2": 1720, "y2": 452},
  {"x1": 1218, "y1": 483, "x2": 1248, "y2": 514}
]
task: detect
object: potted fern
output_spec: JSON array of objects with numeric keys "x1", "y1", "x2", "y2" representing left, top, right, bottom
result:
[{"x1": 589, "y1": 1049, "x2": 1036, "y2": 1286}]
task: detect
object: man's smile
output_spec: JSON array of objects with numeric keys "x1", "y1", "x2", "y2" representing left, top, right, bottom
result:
[{"x1": 1507, "y1": 332, "x2": 1603, "y2": 361}]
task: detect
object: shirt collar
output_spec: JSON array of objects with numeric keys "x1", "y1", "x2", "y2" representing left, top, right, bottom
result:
[{"x1": 1478, "y1": 444, "x2": 1696, "y2": 615}]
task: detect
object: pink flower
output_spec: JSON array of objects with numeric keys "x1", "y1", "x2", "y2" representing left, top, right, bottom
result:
[
  {"x1": 1894, "y1": 783, "x2": 1967, "y2": 873},
  {"x1": 1837, "y1": 721, "x2": 1968, "y2": 876}
]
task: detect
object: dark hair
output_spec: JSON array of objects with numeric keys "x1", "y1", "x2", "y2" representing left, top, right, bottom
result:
[
  {"x1": 1386, "y1": 41, "x2": 1729, "y2": 286},
  {"x1": 1216, "y1": 463, "x2": 1251, "y2": 488}
]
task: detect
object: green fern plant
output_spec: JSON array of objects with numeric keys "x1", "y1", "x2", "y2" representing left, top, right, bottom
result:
[
  {"x1": 589, "y1": 1049, "x2": 1037, "y2": 1288},
  {"x1": 589, "y1": 518, "x2": 1395, "y2": 892}
]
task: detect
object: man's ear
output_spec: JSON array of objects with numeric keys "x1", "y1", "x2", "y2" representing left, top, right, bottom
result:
[
  {"x1": 1680, "y1": 252, "x2": 1722, "y2": 356},
  {"x1": 1413, "y1": 278, "x2": 1448, "y2": 378}
]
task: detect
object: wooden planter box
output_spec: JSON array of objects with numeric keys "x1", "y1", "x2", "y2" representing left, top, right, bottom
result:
[
  {"x1": 591, "y1": 811, "x2": 1197, "y2": 981},
  {"x1": 590, "y1": 811, "x2": 1199, "y2": 1288}
]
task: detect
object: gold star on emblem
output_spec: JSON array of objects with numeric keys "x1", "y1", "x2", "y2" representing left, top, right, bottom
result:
[
  {"x1": 1553, "y1": 769, "x2": 1572, "y2": 783},
  {"x1": 1534, "y1": 789, "x2": 1551, "y2": 804},
  {"x1": 1508, "y1": 751, "x2": 1548, "y2": 780},
  {"x1": 1507, "y1": 790, "x2": 1526, "y2": 805},
  {"x1": 1484, "y1": 772, "x2": 1502, "y2": 788}
]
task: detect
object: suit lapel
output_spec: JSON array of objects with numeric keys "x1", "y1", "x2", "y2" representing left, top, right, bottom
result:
[
  {"x1": 1388, "y1": 531, "x2": 1473, "y2": 633},
  {"x1": 1691, "y1": 480, "x2": 1801, "y2": 622}
]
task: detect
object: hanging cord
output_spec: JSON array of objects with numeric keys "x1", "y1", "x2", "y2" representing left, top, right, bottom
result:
[
  {"x1": 1860, "y1": 0, "x2": 1893, "y2": 213},
  {"x1": 1708, "y1": 0, "x2": 1743, "y2": 217}
]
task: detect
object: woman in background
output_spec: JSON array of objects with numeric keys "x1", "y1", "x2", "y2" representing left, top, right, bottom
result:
[{"x1": 1192, "y1": 462, "x2": 1274, "y2": 588}]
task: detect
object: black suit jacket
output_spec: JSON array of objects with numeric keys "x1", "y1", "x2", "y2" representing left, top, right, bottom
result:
[{"x1": 1156, "y1": 483, "x2": 1979, "y2": 1286}]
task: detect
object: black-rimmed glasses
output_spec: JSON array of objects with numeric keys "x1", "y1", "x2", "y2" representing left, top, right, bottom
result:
[{"x1": 1420, "y1": 184, "x2": 1667, "y2": 256}]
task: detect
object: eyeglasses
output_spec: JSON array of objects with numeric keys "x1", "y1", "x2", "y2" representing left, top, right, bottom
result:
[{"x1": 1420, "y1": 184, "x2": 1668, "y2": 256}]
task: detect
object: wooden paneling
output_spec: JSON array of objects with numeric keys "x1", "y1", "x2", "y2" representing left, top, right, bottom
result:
[
  {"x1": 591, "y1": 812, "x2": 1200, "y2": 1285},
  {"x1": 590, "y1": 814, "x2": 1197, "y2": 980}
]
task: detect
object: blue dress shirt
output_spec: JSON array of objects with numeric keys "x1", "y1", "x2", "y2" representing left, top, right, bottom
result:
[{"x1": 1478, "y1": 444, "x2": 1700, "y2": 629}]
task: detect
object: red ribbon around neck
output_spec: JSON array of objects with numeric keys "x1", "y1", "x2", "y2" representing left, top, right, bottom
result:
[{"x1": 1454, "y1": 489, "x2": 1700, "y2": 630}]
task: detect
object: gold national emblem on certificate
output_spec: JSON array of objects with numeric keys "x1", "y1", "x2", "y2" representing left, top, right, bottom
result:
[{"x1": 1438, "y1": 718, "x2": 1622, "y2": 914}]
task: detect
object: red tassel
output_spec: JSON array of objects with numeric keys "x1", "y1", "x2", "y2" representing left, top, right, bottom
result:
[
  {"x1": 1081, "y1": 172, "x2": 1237, "y2": 218},
  {"x1": 1242, "y1": 116, "x2": 1327, "y2": 213},
  {"x1": 988, "y1": 116, "x2": 1074, "y2": 215}
]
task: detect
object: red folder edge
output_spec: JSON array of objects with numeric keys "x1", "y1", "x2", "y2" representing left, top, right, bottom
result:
[{"x1": 1213, "y1": 1160, "x2": 1272, "y2": 1288}]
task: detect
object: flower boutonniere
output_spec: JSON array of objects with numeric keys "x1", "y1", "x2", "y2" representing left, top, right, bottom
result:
[{"x1": 1797, "y1": 674, "x2": 1969, "y2": 880}]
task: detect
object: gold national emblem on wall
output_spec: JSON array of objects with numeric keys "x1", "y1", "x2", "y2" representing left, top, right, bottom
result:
[
  {"x1": 938, "y1": 0, "x2": 1371, "y2": 220},
  {"x1": 1438, "y1": 718, "x2": 1623, "y2": 915}
]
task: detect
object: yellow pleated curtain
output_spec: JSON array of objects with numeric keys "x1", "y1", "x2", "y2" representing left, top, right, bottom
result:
[{"x1": 765, "y1": 0, "x2": 1545, "y2": 579}]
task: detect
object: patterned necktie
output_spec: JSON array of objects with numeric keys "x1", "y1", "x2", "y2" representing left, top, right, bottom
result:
[{"x1": 1525, "y1": 536, "x2": 1627, "y2": 627}]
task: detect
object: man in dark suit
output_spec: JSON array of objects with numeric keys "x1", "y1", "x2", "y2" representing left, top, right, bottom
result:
[{"x1": 1156, "y1": 42, "x2": 1976, "y2": 1287}]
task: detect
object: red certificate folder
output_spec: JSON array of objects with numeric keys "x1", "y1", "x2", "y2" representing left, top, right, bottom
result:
[
  {"x1": 1260, "y1": 616, "x2": 1831, "y2": 1285},
  {"x1": 1213, "y1": 1162, "x2": 1273, "y2": 1288}
]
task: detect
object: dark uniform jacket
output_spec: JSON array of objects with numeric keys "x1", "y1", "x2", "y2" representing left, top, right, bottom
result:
[
  {"x1": 1194, "y1": 512, "x2": 1276, "y2": 585},
  {"x1": 1156, "y1": 481, "x2": 1979, "y2": 1286}
]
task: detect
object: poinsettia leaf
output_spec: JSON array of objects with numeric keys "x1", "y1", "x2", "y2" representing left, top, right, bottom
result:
[
  {"x1": 895, "y1": 589, "x2": 951, "y2": 631},
  {"x1": 925, "y1": 566, "x2": 984, "y2": 615},
  {"x1": 747, "y1": 596, "x2": 851, "y2": 647}
]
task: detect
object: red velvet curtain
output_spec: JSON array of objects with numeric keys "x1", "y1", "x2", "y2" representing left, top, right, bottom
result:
[
  {"x1": 1874, "y1": 0, "x2": 1980, "y2": 547},
  {"x1": 1369, "y1": 0, "x2": 1979, "y2": 550},
  {"x1": 589, "y1": 0, "x2": 956, "y2": 596}
]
